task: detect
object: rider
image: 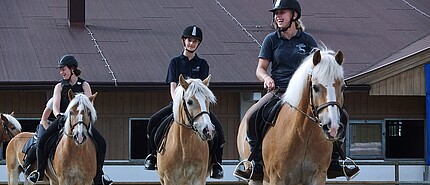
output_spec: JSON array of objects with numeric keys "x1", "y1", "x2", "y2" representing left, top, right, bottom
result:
[
  {"x1": 233, "y1": 0, "x2": 360, "y2": 180},
  {"x1": 21, "y1": 98, "x2": 55, "y2": 176},
  {"x1": 144, "y1": 25, "x2": 225, "y2": 179},
  {"x1": 27, "y1": 54, "x2": 113, "y2": 185}
]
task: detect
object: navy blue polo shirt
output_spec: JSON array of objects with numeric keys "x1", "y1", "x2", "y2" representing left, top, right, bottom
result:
[
  {"x1": 165, "y1": 53, "x2": 209, "y2": 84},
  {"x1": 259, "y1": 30, "x2": 317, "y2": 89}
]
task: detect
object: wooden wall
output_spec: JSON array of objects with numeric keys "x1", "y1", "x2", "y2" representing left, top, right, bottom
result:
[
  {"x1": 370, "y1": 66, "x2": 425, "y2": 96},
  {"x1": 1, "y1": 89, "x2": 426, "y2": 161},
  {"x1": 345, "y1": 91, "x2": 425, "y2": 120}
]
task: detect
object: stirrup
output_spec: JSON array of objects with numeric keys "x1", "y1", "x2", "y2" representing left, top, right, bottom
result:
[
  {"x1": 27, "y1": 171, "x2": 40, "y2": 185},
  {"x1": 233, "y1": 159, "x2": 254, "y2": 182},
  {"x1": 102, "y1": 174, "x2": 113, "y2": 185},
  {"x1": 342, "y1": 157, "x2": 359, "y2": 181}
]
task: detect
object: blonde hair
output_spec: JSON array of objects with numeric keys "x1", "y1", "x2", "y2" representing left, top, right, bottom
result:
[{"x1": 295, "y1": 19, "x2": 305, "y2": 31}]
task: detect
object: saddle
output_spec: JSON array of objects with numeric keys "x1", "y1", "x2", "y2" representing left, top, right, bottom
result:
[
  {"x1": 44, "y1": 119, "x2": 99, "y2": 160},
  {"x1": 254, "y1": 95, "x2": 283, "y2": 140},
  {"x1": 247, "y1": 95, "x2": 283, "y2": 161}
]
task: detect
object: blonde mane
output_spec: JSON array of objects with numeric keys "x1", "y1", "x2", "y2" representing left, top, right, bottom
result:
[
  {"x1": 3, "y1": 114, "x2": 22, "y2": 131},
  {"x1": 172, "y1": 78, "x2": 216, "y2": 119},
  {"x1": 64, "y1": 93, "x2": 97, "y2": 126},
  {"x1": 282, "y1": 46, "x2": 344, "y2": 106}
]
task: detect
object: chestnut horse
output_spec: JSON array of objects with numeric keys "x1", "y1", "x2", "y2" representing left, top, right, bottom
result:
[
  {"x1": 237, "y1": 48, "x2": 347, "y2": 185},
  {"x1": 6, "y1": 132, "x2": 36, "y2": 185},
  {"x1": 45, "y1": 91, "x2": 98, "y2": 185},
  {"x1": 2, "y1": 112, "x2": 28, "y2": 185},
  {"x1": 1, "y1": 112, "x2": 22, "y2": 142},
  {"x1": 157, "y1": 74, "x2": 217, "y2": 185}
]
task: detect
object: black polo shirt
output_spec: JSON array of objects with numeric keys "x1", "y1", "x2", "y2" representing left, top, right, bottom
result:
[
  {"x1": 259, "y1": 30, "x2": 318, "y2": 89},
  {"x1": 165, "y1": 53, "x2": 209, "y2": 83}
]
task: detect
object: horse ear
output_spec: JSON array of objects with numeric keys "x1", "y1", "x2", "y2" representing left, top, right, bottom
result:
[
  {"x1": 335, "y1": 50, "x2": 344, "y2": 65},
  {"x1": 68, "y1": 89, "x2": 75, "y2": 101},
  {"x1": 203, "y1": 74, "x2": 211, "y2": 86},
  {"x1": 1, "y1": 114, "x2": 6, "y2": 122},
  {"x1": 89, "y1": 92, "x2": 98, "y2": 103},
  {"x1": 10, "y1": 111, "x2": 14, "y2": 116},
  {"x1": 313, "y1": 50, "x2": 321, "y2": 66},
  {"x1": 179, "y1": 74, "x2": 189, "y2": 90}
]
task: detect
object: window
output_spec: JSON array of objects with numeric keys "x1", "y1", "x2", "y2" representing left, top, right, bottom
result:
[
  {"x1": 347, "y1": 120, "x2": 383, "y2": 159},
  {"x1": 129, "y1": 118, "x2": 150, "y2": 160},
  {"x1": 385, "y1": 119, "x2": 424, "y2": 159}
]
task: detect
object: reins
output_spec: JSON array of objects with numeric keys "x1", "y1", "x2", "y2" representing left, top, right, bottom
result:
[{"x1": 282, "y1": 75, "x2": 344, "y2": 127}]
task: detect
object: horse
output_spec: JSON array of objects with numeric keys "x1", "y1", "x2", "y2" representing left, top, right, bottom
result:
[
  {"x1": 6, "y1": 131, "x2": 35, "y2": 185},
  {"x1": 2, "y1": 112, "x2": 29, "y2": 185},
  {"x1": 44, "y1": 90, "x2": 98, "y2": 185},
  {"x1": 157, "y1": 74, "x2": 217, "y2": 185},
  {"x1": 237, "y1": 48, "x2": 347, "y2": 185},
  {"x1": 1, "y1": 112, "x2": 22, "y2": 142}
]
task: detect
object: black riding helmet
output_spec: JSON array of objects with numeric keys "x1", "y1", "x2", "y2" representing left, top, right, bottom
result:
[
  {"x1": 181, "y1": 25, "x2": 203, "y2": 42},
  {"x1": 57, "y1": 54, "x2": 78, "y2": 69},
  {"x1": 270, "y1": 0, "x2": 301, "y2": 21}
]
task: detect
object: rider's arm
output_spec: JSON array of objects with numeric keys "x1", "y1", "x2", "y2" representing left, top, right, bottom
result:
[
  {"x1": 82, "y1": 81, "x2": 92, "y2": 97},
  {"x1": 256, "y1": 58, "x2": 274, "y2": 90},
  {"x1": 170, "y1": 82, "x2": 177, "y2": 100},
  {"x1": 52, "y1": 83, "x2": 62, "y2": 117}
]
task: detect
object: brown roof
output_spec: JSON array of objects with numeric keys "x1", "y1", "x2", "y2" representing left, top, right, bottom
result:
[{"x1": 1, "y1": 0, "x2": 429, "y2": 89}]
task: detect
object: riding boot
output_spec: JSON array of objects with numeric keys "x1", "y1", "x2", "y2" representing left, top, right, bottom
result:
[
  {"x1": 23, "y1": 146, "x2": 37, "y2": 176},
  {"x1": 210, "y1": 145, "x2": 224, "y2": 179},
  {"x1": 27, "y1": 148, "x2": 45, "y2": 184},
  {"x1": 234, "y1": 139, "x2": 263, "y2": 181},
  {"x1": 327, "y1": 141, "x2": 360, "y2": 180},
  {"x1": 144, "y1": 152, "x2": 157, "y2": 170}
]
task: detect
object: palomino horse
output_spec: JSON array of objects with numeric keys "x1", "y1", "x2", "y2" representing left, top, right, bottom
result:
[
  {"x1": 157, "y1": 74, "x2": 217, "y2": 185},
  {"x1": 6, "y1": 132, "x2": 35, "y2": 185},
  {"x1": 45, "y1": 91, "x2": 98, "y2": 185},
  {"x1": 237, "y1": 48, "x2": 347, "y2": 185},
  {"x1": 1, "y1": 112, "x2": 22, "y2": 142},
  {"x1": 2, "y1": 112, "x2": 28, "y2": 185}
]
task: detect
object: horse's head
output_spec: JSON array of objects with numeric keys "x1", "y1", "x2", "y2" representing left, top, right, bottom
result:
[
  {"x1": 0, "y1": 112, "x2": 21, "y2": 142},
  {"x1": 310, "y1": 49, "x2": 346, "y2": 141},
  {"x1": 173, "y1": 74, "x2": 217, "y2": 141},
  {"x1": 64, "y1": 90, "x2": 97, "y2": 145}
]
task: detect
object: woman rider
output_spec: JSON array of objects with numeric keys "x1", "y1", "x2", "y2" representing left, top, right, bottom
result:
[
  {"x1": 144, "y1": 25, "x2": 225, "y2": 179},
  {"x1": 27, "y1": 54, "x2": 113, "y2": 185},
  {"x1": 233, "y1": 0, "x2": 360, "y2": 180}
]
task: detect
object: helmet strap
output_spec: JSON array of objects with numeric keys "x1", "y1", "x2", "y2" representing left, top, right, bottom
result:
[
  {"x1": 65, "y1": 67, "x2": 74, "y2": 81},
  {"x1": 278, "y1": 13, "x2": 296, "y2": 32},
  {"x1": 182, "y1": 39, "x2": 200, "y2": 53}
]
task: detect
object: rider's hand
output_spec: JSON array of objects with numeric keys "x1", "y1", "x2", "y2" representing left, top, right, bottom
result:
[{"x1": 263, "y1": 75, "x2": 275, "y2": 91}]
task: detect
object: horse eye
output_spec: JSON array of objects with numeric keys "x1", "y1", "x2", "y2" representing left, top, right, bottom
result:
[
  {"x1": 187, "y1": 100, "x2": 193, "y2": 106},
  {"x1": 312, "y1": 85, "x2": 320, "y2": 93}
]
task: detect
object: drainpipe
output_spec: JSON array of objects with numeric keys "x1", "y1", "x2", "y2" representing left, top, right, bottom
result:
[{"x1": 425, "y1": 64, "x2": 430, "y2": 181}]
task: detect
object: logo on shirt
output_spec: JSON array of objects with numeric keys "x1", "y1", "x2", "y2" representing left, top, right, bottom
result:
[
  {"x1": 296, "y1": 43, "x2": 307, "y2": 54},
  {"x1": 192, "y1": 66, "x2": 200, "y2": 72}
]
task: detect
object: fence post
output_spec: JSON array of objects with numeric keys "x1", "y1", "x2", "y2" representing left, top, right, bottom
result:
[{"x1": 395, "y1": 161, "x2": 399, "y2": 185}]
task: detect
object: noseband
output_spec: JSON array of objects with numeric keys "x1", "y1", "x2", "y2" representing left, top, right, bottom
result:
[
  {"x1": 177, "y1": 97, "x2": 210, "y2": 132},
  {"x1": 65, "y1": 117, "x2": 92, "y2": 138}
]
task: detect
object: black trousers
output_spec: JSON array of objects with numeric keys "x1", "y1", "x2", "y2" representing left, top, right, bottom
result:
[
  {"x1": 147, "y1": 102, "x2": 225, "y2": 163},
  {"x1": 35, "y1": 118, "x2": 107, "y2": 182}
]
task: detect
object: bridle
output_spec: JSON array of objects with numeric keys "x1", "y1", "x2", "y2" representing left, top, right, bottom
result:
[
  {"x1": 1, "y1": 120, "x2": 17, "y2": 141},
  {"x1": 176, "y1": 96, "x2": 210, "y2": 132},
  {"x1": 283, "y1": 75, "x2": 346, "y2": 128},
  {"x1": 64, "y1": 111, "x2": 92, "y2": 139}
]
